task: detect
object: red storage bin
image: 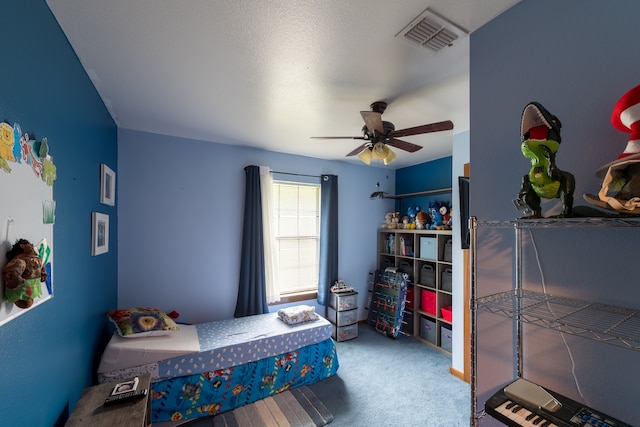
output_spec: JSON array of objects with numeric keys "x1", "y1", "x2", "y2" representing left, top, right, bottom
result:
[
  {"x1": 440, "y1": 305, "x2": 452, "y2": 322},
  {"x1": 421, "y1": 290, "x2": 436, "y2": 315}
]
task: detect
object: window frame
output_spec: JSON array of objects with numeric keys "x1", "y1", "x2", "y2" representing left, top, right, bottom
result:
[{"x1": 269, "y1": 179, "x2": 321, "y2": 303}]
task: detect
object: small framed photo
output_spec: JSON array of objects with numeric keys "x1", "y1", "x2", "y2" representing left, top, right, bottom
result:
[
  {"x1": 91, "y1": 212, "x2": 109, "y2": 256},
  {"x1": 110, "y1": 377, "x2": 139, "y2": 396},
  {"x1": 100, "y1": 163, "x2": 116, "y2": 206}
]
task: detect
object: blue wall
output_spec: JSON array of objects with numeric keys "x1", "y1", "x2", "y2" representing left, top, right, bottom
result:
[
  {"x1": 117, "y1": 129, "x2": 395, "y2": 325},
  {"x1": 394, "y1": 156, "x2": 452, "y2": 218},
  {"x1": 471, "y1": 0, "x2": 640, "y2": 424},
  {"x1": 0, "y1": 1, "x2": 118, "y2": 426}
]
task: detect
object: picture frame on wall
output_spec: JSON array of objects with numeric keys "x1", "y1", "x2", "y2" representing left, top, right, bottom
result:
[
  {"x1": 100, "y1": 163, "x2": 116, "y2": 206},
  {"x1": 91, "y1": 212, "x2": 109, "y2": 256}
]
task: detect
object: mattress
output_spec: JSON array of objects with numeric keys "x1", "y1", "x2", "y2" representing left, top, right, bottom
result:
[
  {"x1": 97, "y1": 324, "x2": 200, "y2": 374},
  {"x1": 98, "y1": 311, "x2": 333, "y2": 383}
]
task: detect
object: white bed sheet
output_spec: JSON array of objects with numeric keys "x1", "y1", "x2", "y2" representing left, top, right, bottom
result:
[{"x1": 97, "y1": 324, "x2": 200, "y2": 374}]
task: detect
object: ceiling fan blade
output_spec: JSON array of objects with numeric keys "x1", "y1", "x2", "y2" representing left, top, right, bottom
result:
[
  {"x1": 360, "y1": 111, "x2": 384, "y2": 133},
  {"x1": 346, "y1": 143, "x2": 368, "y2": 156},
  {"x1": 386, "y1": 138, "x2": 423, "y2": 153},
  {"x1": 310, "y1": 136, "x2": 367, "y2": 140},
  {"x1": 392, "y1": 120, "x2": 454, "y2": 138}
]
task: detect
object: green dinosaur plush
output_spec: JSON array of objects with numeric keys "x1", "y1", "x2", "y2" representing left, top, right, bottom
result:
[{"x1": 516, "y1": 102, "x2": 575, "y2": 218}]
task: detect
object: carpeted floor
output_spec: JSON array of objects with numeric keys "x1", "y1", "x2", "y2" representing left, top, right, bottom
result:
[{"x1": 308, "y1": 325, "x2": 470, "y2": 427}]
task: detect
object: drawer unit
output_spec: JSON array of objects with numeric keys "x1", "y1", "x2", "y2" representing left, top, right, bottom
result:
[
  {"x1": 328, "y1": 290, "x2": 358, "y2": 341},
  {"x1": 328, "y1": 291, "x2": 357, "y2": 311},
  {"x1": 332, "y1": 323, "x2": 358, "y2": 342},
  {"x1": 327, "y1": 307, "x2": 358, "y2": 326}
]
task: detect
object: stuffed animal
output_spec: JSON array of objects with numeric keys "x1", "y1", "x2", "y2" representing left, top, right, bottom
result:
[
  {"x1": 415, "y1": 210, "x2": 429, "y2": 229},
  {"x1": 381, "y1": 212, "x2": 393, "y2": 228},
  {"x1": 427, "y1": 203, "x2": 443, "y2": 230},
  {"x1": 437, "y1": 205, "x2": 452, "y2": 230},
  {"x1": 391, "y1": 212, "x2": 400, "y2": 228},
  {"x1": 516, "y1": 102, "x2": 575, "y2": 218},
  {"x1": 2, "y1": 239, "x2": 47, "y2": 309}
]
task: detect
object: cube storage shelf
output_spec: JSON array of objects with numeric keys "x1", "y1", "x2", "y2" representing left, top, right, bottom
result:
[{"x1": 378, "y1": 228, "x2": 453, "y2": 352}]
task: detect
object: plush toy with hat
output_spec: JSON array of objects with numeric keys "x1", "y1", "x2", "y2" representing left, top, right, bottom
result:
[
  {"x1": 584, "y1": 84, "x2": 640, "y2": 214},
  {"x1": 2, "y1": 238, "x2": 47, "y2": 309},
  {"x1": 515, "y1": 102, "x2": 575, "y2": 218}
]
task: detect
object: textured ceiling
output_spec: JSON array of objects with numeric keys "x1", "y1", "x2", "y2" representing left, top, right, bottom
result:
[{"x1": 46, "y1": 0, "x2": 519, "y2": 168}]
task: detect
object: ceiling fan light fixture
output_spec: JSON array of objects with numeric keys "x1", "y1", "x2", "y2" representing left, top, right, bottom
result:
[
  {"x1": 371, "y1": 142, "x2": 388, "y2": 160},
  {"x1": 357, "y1": 148, "x2": 373, "y2": 165},
  {"x1": 383, "y1": 147, "x2": 397, "y2": 165}
]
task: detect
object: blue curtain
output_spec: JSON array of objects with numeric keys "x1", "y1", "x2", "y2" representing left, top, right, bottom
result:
[
  {"x1": 234, "y1": 165, "x2": 269, "y2": 317},
  {"x1": 318, "y1": 174, "x2": 338, "y2": 306}
]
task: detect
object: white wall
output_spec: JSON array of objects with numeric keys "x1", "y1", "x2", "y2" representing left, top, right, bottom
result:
[{"x1": 451, "y1": 130, "x2": 470, "y2": 374}]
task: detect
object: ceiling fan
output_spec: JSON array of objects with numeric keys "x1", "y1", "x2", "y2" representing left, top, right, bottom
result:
[{"x1": 311, "y1": 101, "x2": 454, "y2": 165}]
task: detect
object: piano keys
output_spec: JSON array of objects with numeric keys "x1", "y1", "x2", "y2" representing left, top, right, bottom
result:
[{"x1": 485, "y1": 378, "x2": 632, "y2": 427}]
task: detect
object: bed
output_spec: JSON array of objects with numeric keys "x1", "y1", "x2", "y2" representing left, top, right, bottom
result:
[{"x1": 97, "y1": 308, "x2": 339, "y2": 424}]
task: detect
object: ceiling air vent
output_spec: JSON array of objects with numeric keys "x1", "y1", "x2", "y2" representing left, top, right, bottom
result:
[{"x1": 395, "y1": 7, "x2": 469, "y2": 53}]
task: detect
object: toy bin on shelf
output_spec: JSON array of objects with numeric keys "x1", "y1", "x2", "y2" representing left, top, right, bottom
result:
[
  {"x1": 406, "y1": 285, "x2": 414, "y2": 309},
  {"x1": 421, "y1": 290, "x2": 436, "y2": 315},
  {"x1": 440, "y1": 305, "x2": 452, "y2": 322},
  {"x1": 419, "y1": 237, "x2": 437, "y2": 260},
  {"x1": 441, "y1": 268, "x2": 453, "y2": 292},
  {"x1": 420, "y1": 316, "x2": 437, "y2": 344},
  {"x1": 441, "y1": 325, "x2": 453, "y2": 352},
  {"x1": 419, "y1": 264, "x2": 435, "y2": 287},
  {"x1": 443, "y1": 238, "x2": 453, "y2": 262}
]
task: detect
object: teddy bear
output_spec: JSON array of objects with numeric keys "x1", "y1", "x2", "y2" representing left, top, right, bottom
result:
[{"x1": 2, "y1": 239, "x2": 47, "y2": 309}]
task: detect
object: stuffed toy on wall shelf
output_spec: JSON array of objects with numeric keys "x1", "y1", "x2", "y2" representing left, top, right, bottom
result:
[
  {"x1": 515, "y1": 102, "x2": 575, "y2": 218},
  {"x1": 584, "y1": 84, "x2": 640, "y2": 215},
  {"x1": 2, "y1": 238, "x2": 47, "y2": 309}
]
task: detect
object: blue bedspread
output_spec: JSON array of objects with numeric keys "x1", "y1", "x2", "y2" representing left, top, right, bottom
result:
[{"x1": 150, "y1": 337, "x2": 339, "y2": 423}]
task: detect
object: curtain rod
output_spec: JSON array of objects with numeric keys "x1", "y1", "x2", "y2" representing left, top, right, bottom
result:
[{"x1": 270, "y1": 170, "x2": 322, "y2": 179}]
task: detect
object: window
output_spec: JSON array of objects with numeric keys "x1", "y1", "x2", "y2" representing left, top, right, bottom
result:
[{"x1": 272, "y1": 181, "x2": 320, "y2": 295}]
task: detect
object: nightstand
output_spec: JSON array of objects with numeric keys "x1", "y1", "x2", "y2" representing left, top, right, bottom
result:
[{"x1": 65, "y1": 373, "x2": 151, "y2": 427}]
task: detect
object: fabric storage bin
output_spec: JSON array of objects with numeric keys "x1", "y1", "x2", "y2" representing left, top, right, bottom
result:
[
  {"x1": 419, "y1": 236, "x2": 437, "y2": 260},
  {"x1": 327, "y1": 307, "x2": 357, "y2": 326},
  {"x1": 398, "y1": 260, "x2": 412, "y2": 281},
  {"x1": 441, "y1": 325, "x2": 453, "y2": 352},
  {"x1": 380, "y1": 257, "x2": 394, "y2": 271},
  {"x1": 419, "y1": 264, "x2": 435, "y2": 287},
  {"x1": 420, "y1": 317, "x2": 437, "y2": 344},
  {"x1": 402, "y1": 311, "x2": 414, "y2": 335},
  {"x1": 443, "y1": 238, "x2": 453, "y2": 262},
  {"x1": 420, "y1": 290, "x2": 436, "y2": 315},
  {"x1": 406, "y1": 285, "x2": 414, "y2": 309},
  {"x1": 440, "y1": 305, "x2": 452, "y2": 322},
  {"x1": 441, "y1": 268, "x2": 452, "y2": 292},
  {"x1": 333, "y1": 323, "x2": 358, "y2": 342}
]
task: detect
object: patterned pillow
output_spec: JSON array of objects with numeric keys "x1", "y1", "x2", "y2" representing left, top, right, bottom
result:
[
  {"x1": 107, "y1": 307, "x2": 180, "y2": 338},
  {"x1": 277, "y1": 305, "x2": 319, "y2": 325}
]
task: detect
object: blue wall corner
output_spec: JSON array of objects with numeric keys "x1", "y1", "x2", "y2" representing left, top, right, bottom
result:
[{"x1": 0, "y1": 1, "x2": 118, "y2": 425}]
